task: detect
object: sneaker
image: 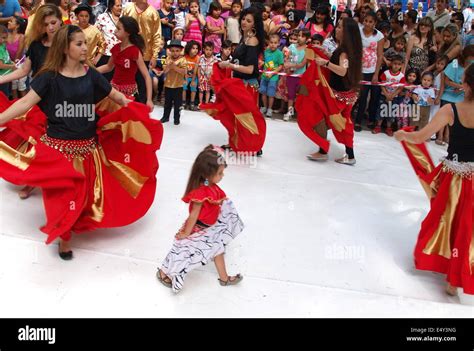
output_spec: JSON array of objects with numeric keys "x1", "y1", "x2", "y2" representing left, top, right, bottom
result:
[
  {"x1": 256, "y1": 149, "x2": 263, "y2": 157},
  {"x1": 260, "y1": 106, "x2": 267, "y2": 114},
  {"x1": 265, "y1": 108, "x2": 273, "y2": 118},
  {"x1": 385, "y1": 127, "x2": 393, "y2": 137},
  {"x1": 190, "y1": 104, "x2": 198, "y2": 111},
  {"x1": 354, "y1": 124, "x2": 362, "y2": 132},
  {"x1": 372, "y1": 125, "x2": 382, "y2": 134},
  {"x1": 307, "y1": 152, "x2": 329, "y2": 161},
  {"x1": 174, "y1": 120, "x2": 180, "y2": 125},
  {"x1": 335, "y1": 154, "x2": 356, "y2": 166},
  {"x1": 160, "y1": 118, "x2": 169, "y2": 123},
  {"x1": 283, "y1": 107, "x2": 294, "y2": 121},
  {"x1": 180, "y1": 103, "x2": 186, "y2": 111}
]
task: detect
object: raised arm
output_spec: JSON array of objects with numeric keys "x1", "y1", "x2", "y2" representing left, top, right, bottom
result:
[{"x1": 0, "y1": 89, "x2": 41, "y2": 125}]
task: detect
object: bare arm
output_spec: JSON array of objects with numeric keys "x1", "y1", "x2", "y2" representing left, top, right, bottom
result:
[
  {"x1": 96, "y1": 55, "x2": 115, "y2": 73},
  {"x1": 404, "y1": 37, "x2": 414, "y2": 74},
  {"x1": 0, "y1": 89, "x2": 41, "y2": 125},
  {"x1": 176, "y1": 202, "x2": 203, "y2": 239},
  {"x1": 136, "y1": 52, "x2": 153, "y2": 109},
  {"x1": 0, "y1": 57, "x2": 31, "y2": 84},
  {"x1": 372, "y1": 39, "x2": 384, "y2": 83},
  {"x1": 107, "y1": 88, "x2": 131, "y2": 107},
  {"x1": 394, "y1": 103, "x2": 453, "y2": 143}
]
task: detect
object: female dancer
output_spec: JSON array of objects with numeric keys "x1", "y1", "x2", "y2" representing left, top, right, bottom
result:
[
  {"x1": 298, "y1": 18, "x2": 362, "y2": 165},
  {"x1": 200, "y1": 6, "x2": 266, "y2": 155},
  {"x1": 0, "y1": 25, "x2": 162, "y2": 260},
  {"x1": 394, "y1": 63, "x2": 474, "y2": 296}
]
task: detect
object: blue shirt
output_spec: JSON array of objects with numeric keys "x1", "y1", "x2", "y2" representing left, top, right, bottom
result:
[
  {"x1": 442, "y1": 59, "x2": 465, "y2": 103},
  {"x1": 0, "y1": 0, "x2": 21, "y2": 18}
]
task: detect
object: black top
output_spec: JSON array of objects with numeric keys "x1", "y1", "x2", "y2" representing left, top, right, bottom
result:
[
  {"x1": 232, "y1": 43, "x2": 260, "y2": 81},
  {"x1": 328, "y1": 48, "x2": 350, "y2": 92},
  {"x1": 26, "y1": 41, "x2": 49, "y2": 76},
  {"x1": 31, "y1": 68, "x2": 112, "y2": 140},
  {"x1": 447, "y1": 104, "x2": 474, "y2": 162}
]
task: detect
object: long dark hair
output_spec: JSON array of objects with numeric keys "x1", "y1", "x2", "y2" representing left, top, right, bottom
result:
[
  {"x1": 338, "y1": 18, "x2": 362, "y2": 90},
  {"x1": 307, "y1": 4, "x2": 332, "y2": 31},
  {"x1": 464, "y1": 62, "x2": 474, "y2": 100},
  {"x1": 239, "y1": 6, "x2": 265, "y2": 54},
  {"x1": 119, "y1": 16, "x2": 145, "y2": 53},
  {"x1": 184, "y1": 145, "x2": 227, "y2": 196}
]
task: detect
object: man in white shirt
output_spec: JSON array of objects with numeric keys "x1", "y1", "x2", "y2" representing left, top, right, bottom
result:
[{"x1": 427, "y1": 0, "x2": 451, "y2": 28}]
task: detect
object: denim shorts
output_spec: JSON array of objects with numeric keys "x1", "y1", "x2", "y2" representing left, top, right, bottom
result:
[
  {"x1": 183, "y1": 77, "x2": 198, "y2": 92},
  {"x1": 259, "y1": 78, "x2": 278, "y2": 97}
]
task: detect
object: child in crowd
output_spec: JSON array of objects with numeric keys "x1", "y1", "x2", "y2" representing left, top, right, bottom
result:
[
  {"x1": 6, "y1": 16, "x2": 27, "y2": 99},
  {"x1": 0, "y1": 25, "x2": 15, "y2": 97},
  {"x1": 216, "y1": 39, "x2": 232, "y2": 61},
  {"x1": 205, "y1": 1, "x2": 225, "y2": 54},
  {"x1": 412, "y1": 71, "x2": 435, "y2": 131},
  {"x1": 398, "y1": 69, "x2": 418, "y2": 128},
  {"x1": 275, "y1": 30, "x2": 297, "y2": 115},
  {"x1": 431, "y1": 55, "x2": 449, "y2": 144},
  {"x1": 283, "y1": 28, "x2": 309, "y2": 121},
  {"x1": 383, "y1": 36, "x2": 406, "y2": 69},
  {"x1": 225, "y1": 0, "x2": 242, "y2": 44},
  {"x1": 182, "y1": 40, "x2": 200, "y2": 110},
  {"x1": 174, "y1": 0, "x2": 188, "y2": 29},
  {"x1": 259, "y1": 34, "x2": 284, "y2": 119},
  {"x1": 157, "y1": 145, "x2": 244, "y2": 293},
  {"x1": 161, "y1": 40, "x2": 188, "y2": 125},
  {"x1": 198, "y1": 41, "x2": 218, "y2": 105},
  {"x1": 159, "y1": 0, "x2": 176, "y2": 42},
  {"x1": 373, "y1": 55, "x2": 405, "y2": 136},
  {"x1": 184, "y1": 0, "x2": 206, "y2": 44}
]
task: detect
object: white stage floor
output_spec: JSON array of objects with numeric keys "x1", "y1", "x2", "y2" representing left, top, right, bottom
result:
[{"x1": 1, "y1": 107, "x2": 473, "y2": 317}]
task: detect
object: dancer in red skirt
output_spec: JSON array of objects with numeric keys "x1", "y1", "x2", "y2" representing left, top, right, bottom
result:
[
  {"x1": 296, "y1": 18, "x2": 362, "y2": 165},
  {"x1": 0, "y1": 25, "x2": 163, "y2": 260},
  {"x1": 200, "y1": 6, "x2": 266, "y2": 155},
  {"x1": 97, "y1": 16, "x2": 154, "y2": 111},
  {"x1": 394, "y1": 63, "x2": 474, "y2": 296}
]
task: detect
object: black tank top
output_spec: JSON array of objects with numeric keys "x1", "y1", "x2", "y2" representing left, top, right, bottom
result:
[
  {"x1": 447, "y1": 103, "x2": 474, "y2": 162},
  {"x1": 329, "y1": 48, "x2": 350, "y2": 92}
]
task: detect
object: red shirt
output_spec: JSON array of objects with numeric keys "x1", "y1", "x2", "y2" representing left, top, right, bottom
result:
[
  {"x1": 111, "y1": 44, "x2": 140, "y2": 85},
  {"x1": 182, "y1": 184, "x2": 227, "y2": 226}
]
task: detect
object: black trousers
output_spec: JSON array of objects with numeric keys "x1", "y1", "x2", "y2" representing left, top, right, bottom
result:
[
  {"x1": 163, "y1": 87, "x2": 183, "y2": 122},
  {"x1": 135, "y1": 60, "x2": 149, "y2": 103}
]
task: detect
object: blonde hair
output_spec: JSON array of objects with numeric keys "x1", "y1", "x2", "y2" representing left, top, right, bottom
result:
[
  {"x1": 26, "y1": 4, "x2": 62, "y2": 47},
  {"x1": 36, "y1": 25, "x2": 91, "y2": 76}
]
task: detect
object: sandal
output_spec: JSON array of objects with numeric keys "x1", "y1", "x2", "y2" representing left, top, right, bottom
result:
[
  {"x1": 445, "y1": 283, "x2": 458, "y2": 296},
  {"x1": 156, "y1": 269, "x2": 172, "y2": 288},
  {"x1": 18, "y1": 185, "x2": 35, "y2": 200},
  {"x1": 218, "y1": 274, "x2": 243, "y2": 286}
]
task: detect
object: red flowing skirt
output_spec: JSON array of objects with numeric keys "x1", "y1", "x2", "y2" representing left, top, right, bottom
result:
[
  {"x1": 295, "y1": 48, "x2": 357, "y2": 153},
  {"x1": 200, "y1": 63, "x2": 266, "y2": 153},
  {"x1": 0, "y1": 101, "x2": 163, "y2": 244},
  {"x1": 401, "y1": 138, "x2": 474, "y2": 294}
]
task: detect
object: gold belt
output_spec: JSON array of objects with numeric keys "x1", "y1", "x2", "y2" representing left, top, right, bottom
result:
[{"x1": 40, "y1": 134, "x2": 97, "y2": 161}]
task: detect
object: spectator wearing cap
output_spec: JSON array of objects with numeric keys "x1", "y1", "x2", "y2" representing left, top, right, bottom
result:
[
  {"x1": 161, "y1": 39, "x2": 187, "y2": 125},
  {"x1": 75, "y1": 4, "x2": 106, "y2": 65}
]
